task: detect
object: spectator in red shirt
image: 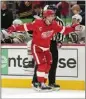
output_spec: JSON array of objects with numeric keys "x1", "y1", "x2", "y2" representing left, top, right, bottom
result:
[{"x1": 61, "y1": 1, "x2": 69, "y2": 17}]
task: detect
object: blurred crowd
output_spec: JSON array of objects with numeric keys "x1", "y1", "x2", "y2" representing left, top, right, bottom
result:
[{"x1": 1, "y1": 1, "x2": 85, "y2": 44}]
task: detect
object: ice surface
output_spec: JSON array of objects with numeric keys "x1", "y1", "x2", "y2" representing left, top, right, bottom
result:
[{"x1": 1, "y1": 88, "x2": 85, "y2": 98}]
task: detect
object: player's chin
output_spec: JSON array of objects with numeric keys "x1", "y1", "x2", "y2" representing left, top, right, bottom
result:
[
  {"x1": 47, "y1": 21, "x2": 53, "y2": 25},
  {"x1": 48, "y1": 23, "x2": 52, "y2": 25}
]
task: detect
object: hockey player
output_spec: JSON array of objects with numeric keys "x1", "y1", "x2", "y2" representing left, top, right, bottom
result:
[
  {"x1": 1, "y1": 19, "x2": 31, "y2": 44},
  {"x1": 67, "y1": 4, "x2": 85, "y2": 44},
  {"x1": 71, "y1": 4, "x2": 82, "y2": 25},
  {"x1": 32, "y1": 5, "x2": 64, "y2": 91},
  {"x1": 8, "y1": 9, "x2": 79, "y2": 91}
]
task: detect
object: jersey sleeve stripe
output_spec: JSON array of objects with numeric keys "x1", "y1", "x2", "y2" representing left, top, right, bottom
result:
[
  {"x1": 24, "y1": 23, "x2": 28, "y2": 31},
  {"x1": 60, "y1": 26, "x2": 65, "y2": 34}
]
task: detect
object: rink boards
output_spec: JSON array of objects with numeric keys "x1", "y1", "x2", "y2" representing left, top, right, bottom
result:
[{"x1": 1, "y1": 44, "x2": 85, "y2": 90}]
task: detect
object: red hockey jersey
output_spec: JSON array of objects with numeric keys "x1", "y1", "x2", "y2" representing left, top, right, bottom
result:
[{"x1": 8, "y1": 19, "x2": 76, "y2": 48}]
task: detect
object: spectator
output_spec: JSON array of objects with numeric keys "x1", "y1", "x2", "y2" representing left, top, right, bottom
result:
[
  {"x1": 60, "y1": 1, "x2": 69, "y2": 17},
  {"x1": 77, "y1": 1, "x2": 85, "y2": 25},
  {"x1": 1, "y1": 1, "x2": 13, "y2": 29},
  {"x1": 33, "y1": 4, "x2": 42, "y2": 17},
  {"x1": 16, "y1": 1, "x2": 33, "y2": 19},
  {"x1": 1, "y1": 19, "x2": 31, "y2": 44},
  {"x1": 71, "y1": 4, "x2": 82, "y2": 25},
  {"x1": 66, "y1": 25, "x2": 85, "y2": 44},
  {"x1": 77, "y1": 1, "x2": 85, "y2": 12},
  {"x1": 32, "y1": 1, "x2": 45, "y2": 9},
  {"x1": 66, "y1": 4, "x2": 85, "y2": 44}
]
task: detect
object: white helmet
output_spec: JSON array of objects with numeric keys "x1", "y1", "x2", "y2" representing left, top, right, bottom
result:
[
  {"x1": 43, "y1": 5, "x2": 49, "y2": 11},
  {"x1": 72, "y1": 14, "x2": 82, "y2": 23},
  {"x1": 12, "y1": 19, "x2": 23, "y2": 25}
]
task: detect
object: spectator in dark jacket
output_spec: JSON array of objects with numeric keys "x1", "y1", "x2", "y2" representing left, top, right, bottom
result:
[
  {"x1": 1, "y1": 1, "x2": 13, "y2": 29},
  {"x1": 77, "y1": 1, "x2": 85, "y2": 25},
  {"x1": 33, "y1": 4, "x2": 42, "y2": 17},
  {"x1": 16, "y1": 1, "x2": 33, "y2": 19}
]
